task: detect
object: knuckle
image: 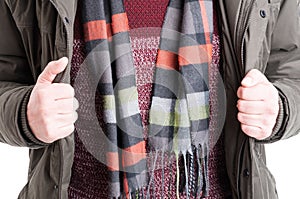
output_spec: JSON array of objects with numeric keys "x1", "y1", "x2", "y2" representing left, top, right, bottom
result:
[
  {"x1": 239, "y1": 88, "x2": 246, "y2": 99},
  {"x1": 66, "y1": 85, "x2": 75, "y2": 95},
  {"x1": 237, "y1": 112, "x2": 244, "y2": 122},
  {"x1": 70, "y1": 124, "x2": 75, "y2": 132},
  {"x1": 71, "y1": 88, "x2": 75, "y2": 96},
  {"x1": 262, "y1": 129, "x2": 272, "y2": 139},
  {"x1": 237, "y1": 100, "x2": 242, "y2": 109},
  {"x1": 237, "y1": 87, "x2": 242, "y2": 98},
  {"x1": 239, "y1": 103, "x2": 249, "y2": 113},
  {"x1": 241, "y1": 124, "x2": 246, "y2": 131},
  {"x1": 73, "y1": 98, "x2": 79, "y2": 110},
  {"x1": 73, "y1": 111, "x2": 78, "y2": 122},
  {"x1": 241, "y1": 125, "x2": 250, "y2": 134}
]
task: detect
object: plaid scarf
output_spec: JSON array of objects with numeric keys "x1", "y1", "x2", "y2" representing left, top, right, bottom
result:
[{"x1": 79, "y1": 0, "x2": 213, "y2": 198}]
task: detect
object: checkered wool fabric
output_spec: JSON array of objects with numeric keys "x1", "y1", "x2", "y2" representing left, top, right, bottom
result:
[{"x1": 81, "y1": 0, "x2": 213, "y2": 198}]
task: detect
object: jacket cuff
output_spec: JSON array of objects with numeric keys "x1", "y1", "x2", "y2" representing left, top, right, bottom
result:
[
  {"x1": 19, "y1": 87, "x2": 49, "y2": 147},
  {"x1": 258, "y1": 90, "x2": 286, "y2": 143},
  {"x1": 271, "y1": 95, "x2": 284, "y2": 136}
]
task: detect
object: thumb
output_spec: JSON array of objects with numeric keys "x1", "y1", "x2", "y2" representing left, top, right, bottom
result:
[
  {"x1": 37, "y1": 57, "x2": 68, "y2": 84},
  {"x1": 241, "y1": 69, "x2": 268, "y2": 87}
]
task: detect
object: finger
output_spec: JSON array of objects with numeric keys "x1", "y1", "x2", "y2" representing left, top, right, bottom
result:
[
  {"x1": 241, "y1": 69, "x2": 268, "y2": 87},
  {"x1": 237, "y1": 112, "x2": 263, "y2": 128},
  {"x1": 54, "y1": 98, "x2": 75, "y2": 114},
  {"x1": 237, "y1": 100, "x2": 265, "y2": 115},
  {"x1": 57, "y1": 124, "x2": 75, "y2": 140},
  {"x1": 49, "y1": 83, "x2": 75, "y2": 100},
  {"x1": 53, "y1": 97, "x2": 79, "y2": 113},
  {"x1": 238, "y1": 112, "x2": 274, "y2": 129},
  {"x1": 241, "y1": 124, "x2": 267, "y2": 140},
  {"x1": 73, "y1": 98, "x2": 79, "y2": 111},
  {"x1": 55, "y1": 112, "x2": 78, "y2": 127},
  {"x1": 37, "y1": 57, "x2": 68, "y2": 84},
  {"x1": 237, "y1": 83, "x2": 266, "y2": 100}
]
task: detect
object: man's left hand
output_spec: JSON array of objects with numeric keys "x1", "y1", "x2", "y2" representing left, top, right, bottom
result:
[{"x1": 237, "y1": 69, "x2": 279, "y2": 140}]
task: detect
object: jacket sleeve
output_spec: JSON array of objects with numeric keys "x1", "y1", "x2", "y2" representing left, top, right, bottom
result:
[
  {"x1": 264, "y1": 0, "x2": 300, "y2": 142},
  {"x1": 0, "y1": 1, "x2": 47, "y2": 147}
]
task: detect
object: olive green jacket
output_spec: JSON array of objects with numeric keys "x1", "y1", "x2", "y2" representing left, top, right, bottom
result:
[{"x1": 0, "y1": 0, "x2": 299, "y2": 198}]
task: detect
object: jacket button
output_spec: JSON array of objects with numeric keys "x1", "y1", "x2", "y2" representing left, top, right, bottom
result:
[
  {"x1": 54, "y1": 185, "x2": 58, "y2": 190},
  {"x1": 65, "y1": 17, "x2": 70, "y2": 24},
  {"x1": 260, "y1": 10, "x2": 266, "y2": 18},
  {"x1": 243, "y1": 169, "x2": 250, "y2": 177},
  {"x1": 243, "y1": 169, "x2": 250, "y2": 178}
]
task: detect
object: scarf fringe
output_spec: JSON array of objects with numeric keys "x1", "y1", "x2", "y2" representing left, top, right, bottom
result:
[{"x1": 115, "y1": 146, "x2": 209, "y2": 199}]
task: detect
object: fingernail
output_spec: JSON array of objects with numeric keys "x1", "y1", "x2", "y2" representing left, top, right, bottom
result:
[
  {"x1": 59, "y1": 57, "x2": 68, "y2": 63},
  {"x1": 242, "y1": 77, "x2": 253, "y2": 86}
]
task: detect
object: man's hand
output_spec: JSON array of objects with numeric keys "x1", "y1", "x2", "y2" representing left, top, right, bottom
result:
[
  {"x1": 237, "y1": 69, "x2": 279, "y2": 140},
  {"x1": 27, "y1": 57, "x2": 79, "y2": 143}
]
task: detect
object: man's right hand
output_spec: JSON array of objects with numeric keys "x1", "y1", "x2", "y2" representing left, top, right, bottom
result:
[{"x1": 27, "y1": 57, "x2": 79, "y2": 143}]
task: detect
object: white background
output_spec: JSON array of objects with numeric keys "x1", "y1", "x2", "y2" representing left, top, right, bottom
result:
[{"x1": 0, "y1": 135, "x2": 300, "y2": 198}]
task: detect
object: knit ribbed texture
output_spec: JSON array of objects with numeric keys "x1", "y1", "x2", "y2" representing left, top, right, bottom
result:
[
  {"x1": 68, "y1": 8, "x2": 111, "y2": 198},
  {"x1": 68, "y1": 1, "x2": 231, "y2": 198}
]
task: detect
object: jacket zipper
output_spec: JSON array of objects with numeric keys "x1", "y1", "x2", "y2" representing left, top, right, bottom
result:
[{"x1": 49, "y1": 1, "x2": 72, "y2": 199}]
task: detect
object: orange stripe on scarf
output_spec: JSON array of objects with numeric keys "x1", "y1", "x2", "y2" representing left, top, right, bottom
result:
[
  {"x1": 112, "y1": 13, "x2": 130, "y2": 34},
  {"x1": 178, "y1": 44, "x2": 212, "y2": 66},
  {"x1": 122, "y1": 141, "x2": 146, "y2": 168},
  {"x1": 83, "y1": 20, "x2": 111, "y2": 41},
  {"x1": 156, "y1": 50, "x2": 179, "y2": 70}
]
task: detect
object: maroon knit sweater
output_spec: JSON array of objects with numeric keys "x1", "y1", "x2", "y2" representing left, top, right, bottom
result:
[{"x1": 68, "y1": 1, "x2": 231, "y2": 198}]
